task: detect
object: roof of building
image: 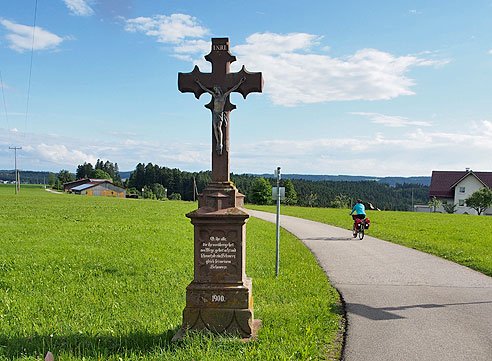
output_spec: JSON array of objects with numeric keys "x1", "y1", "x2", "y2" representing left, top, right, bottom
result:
[
  {"x1": 70, "y1": 180, "x2": 126, "y2": 192},
  {"x1": 429, "y1": 170, "x2": 492, "y2": 198},
  {"x1": 64, "y1": 178, "x2": 111, "y2": 186},
  {"x1": 71, "y1": 183, "x2": 98, "y2": 191}
]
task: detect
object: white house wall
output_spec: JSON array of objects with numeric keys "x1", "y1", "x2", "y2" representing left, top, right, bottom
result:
[{"x1": 454, "y1": 176, "x2": 491, "y2": 215}]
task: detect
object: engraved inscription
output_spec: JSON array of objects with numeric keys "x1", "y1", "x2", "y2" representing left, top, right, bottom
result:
[
  {"x1": 199, "y1": 236, "x2": 237, "y2": 271},
  {"x1": 212, "y1": 44, "x2": 228, "y2": 51},
  {"x1": 212, "y1": 294, "x2": 226, "y2": 303}
]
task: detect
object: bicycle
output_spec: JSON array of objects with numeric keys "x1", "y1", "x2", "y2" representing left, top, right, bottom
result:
[{"x1": 352, "y1": 215, "x2": 366, "y2": 240}]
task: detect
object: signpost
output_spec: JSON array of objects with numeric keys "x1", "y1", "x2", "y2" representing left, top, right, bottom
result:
[{"x1": 274, "y1": 167, "x2": 282, "y2": 277}]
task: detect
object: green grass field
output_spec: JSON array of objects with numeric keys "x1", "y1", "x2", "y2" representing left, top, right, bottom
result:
[
  {"x1": 248, "y1": 204, "x2": 492, "y2": 277},
  {"x1": 0, "y1": 185, "x2": 343, "y2": 361}
]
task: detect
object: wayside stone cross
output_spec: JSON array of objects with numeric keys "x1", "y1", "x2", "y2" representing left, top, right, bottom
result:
[
  {"x1": 173, "y1": 38, "x2": 263, "y2": 341},
  {"x1": 178, "y1": 38, "x2": 263, "y2": 182}
]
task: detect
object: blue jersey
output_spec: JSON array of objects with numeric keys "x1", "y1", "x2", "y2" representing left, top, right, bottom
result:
[{"x1": 351, "y1": 203, "x2": 366, "y2": 216}]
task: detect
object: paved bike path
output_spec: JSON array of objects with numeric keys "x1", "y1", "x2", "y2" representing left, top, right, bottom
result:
[{"x1": 248, "y1": 210, "x2": 492, "y2": 361}]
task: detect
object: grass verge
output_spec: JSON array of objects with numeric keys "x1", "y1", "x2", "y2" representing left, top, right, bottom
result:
[
  {"x1": 0, "y1": 185, "x2": 343, "y2": 360},
  {"x1": 247, "y1": 204, "x2": 492, "y2": 277}
]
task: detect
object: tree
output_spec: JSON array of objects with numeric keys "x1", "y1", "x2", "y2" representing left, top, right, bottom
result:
[
  {"x1": 330, "y1": 193, "x2": 350, "y2": 208},
  {"x1": 465, "y1": 187, "x2": 492, "y2": 215},
  {"x1": 249, "y1": 177, "x2": 272, "y2": 205},
  {"x1": 54, "y1": 179, "x2": 63, "y2": 190},
  {"x1": 90, "y1": 169, "x2": 111, "y2": 180},
  {"x1": 152, "y1": 183, "x2": 167, "y2": 200},
  {"x1": 306, "y1": 192, "x2": 318, "y2": 207},
  {"x1": 427, "y1": 196, "x2": 442, "y2": 213},
  {"x1": 76, "y1": 162, "x2": 93, "y2": 179},
  {"x1": 169, "y1": 192, "x2": 182, "y2": 200},
  {"x1": 142, "y1": 185, "x2": 156, "y2": 199},
  {"x1": 57, "y1": 169, "x2": 74, "y2": 185},
  {"x1": 113, "y1": 163, "x2": 122, "y2": 184},
  {"x1": 442, "y1": 202, "x2": 457, "y2": 214},
  {"x1": 283, "y1": 178, "x2": 297, "y2": 205},
  {"x1": 48, "y1": 173, "x2": 56, "y2": 187}
]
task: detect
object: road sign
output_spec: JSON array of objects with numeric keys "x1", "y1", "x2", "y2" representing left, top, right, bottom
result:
[{"x1": 272, "y1": 187, "x2": 285, "y2": 200}]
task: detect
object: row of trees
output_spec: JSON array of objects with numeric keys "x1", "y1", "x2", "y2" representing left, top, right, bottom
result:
[
  {"x1": 76, "y1": 160, "x2": 122, "y2": 184},
  {"x1": 48, "y1": 169, "x2": 73, "y2": 190},
  {"x1": 126, "y1": 163, "x2": 211, "y2": 200},
  {"x1": 123, "y1": 163, "x2": 429, "y2": 210},
  {"x1": 46, "y1": 159, "x2": 492, "y2": 213}
]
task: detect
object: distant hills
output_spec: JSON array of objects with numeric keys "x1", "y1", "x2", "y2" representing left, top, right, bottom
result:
[
  {"x1": 0, "y1": 170, "x2": 51, "y2": 184},
  {"x1": 253, "y1": 174, "x2": 431, "y2": 186},
  {"x1": 1, "y1": 169, "x2": 431, "y2": 187}
]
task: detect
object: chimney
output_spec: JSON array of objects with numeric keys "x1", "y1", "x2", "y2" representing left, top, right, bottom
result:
[{"x1": 465, "y1": 168, "x2": 470, "y2": 172}]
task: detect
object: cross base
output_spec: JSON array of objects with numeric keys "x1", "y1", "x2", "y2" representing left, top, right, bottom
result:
[
  {"x1": 173, "y1": 181, "x2": 259, "y2": 341},
  {"x1": 172, "y1": 278, "x2": 260, "y2": 341}
]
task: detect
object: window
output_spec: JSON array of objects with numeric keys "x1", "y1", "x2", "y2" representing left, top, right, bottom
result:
[
  {"x1": 459, "y1": 187, "x2": 465, "y2": 193},
  {"x1": 459, "y1": 199, "x2": 465, "y2": 206}
]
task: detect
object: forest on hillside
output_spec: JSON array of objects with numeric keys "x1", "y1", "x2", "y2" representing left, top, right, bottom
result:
[
  {"x1": 125, "y1": 163, "x2": 429, "y2": 211},
  {"x1": 0, "y1": 170, "x2": 50, "y2": 184}
]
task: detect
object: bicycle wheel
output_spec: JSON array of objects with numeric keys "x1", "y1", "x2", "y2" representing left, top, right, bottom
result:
[
  {"x1": 359, "y1": 226, "x2": 364, "y2": 240},
  {"x1": 352, "y1": 224, "x2": 357, "y2": 238}
]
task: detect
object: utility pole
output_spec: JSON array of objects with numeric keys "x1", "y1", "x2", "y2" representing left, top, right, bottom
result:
[
  {"x1": 9, "y1": 146, "x2": 22, "y2": 194},
  {"x1": 411, "y1": 188, "x2": 414, "y2": 212},
  {"x1": 193, "y1": 176, "x2": 197, "y2": 202},
  {"x1": 275, "y1": 166, "x2": 281, "y2": 277}
]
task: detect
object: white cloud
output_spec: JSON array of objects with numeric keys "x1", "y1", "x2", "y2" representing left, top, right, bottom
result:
[
  {"x1": 0, "y1": 19, "x2": 64, "y2": 53},
  {"x1": 1, "y1": 122, "x2": 491, "y2": 176},
  {"x1": 231, "y1": 34, "x2": 448, "y2": 106},
  {"x1": 11, "y1": 128, "x2": 18, "y2": 132},
  {"x1": 0, "y1": 128, "x2": 210, "y2": 172},
  {"x1": 477, "y1": 120, "x2": 492, "y2": 136},
  {"x1": 349, "y1": 112, "x2": 432, "y2": 127},
  {"x1": 488, "y1": 49, "x2": 492, "y2": 55},
  {"x1": 233, "y1": 32, "x2": 321, "y2": 55},
  {"x1": 124, "y1": 14, "x2": 208, "y2": 43},
  {"x1": 63, "y1": 0, "x2": 94, "y2": 16},
  {"x1": 123, "y1": 13, "x2": 448, "y2": 107},
  {"x1": 229, "y1": 122, "x2": 492, "y2": 175},
  {"x1": 36, "y1": 143, "x2": 97, "y2": 165}
]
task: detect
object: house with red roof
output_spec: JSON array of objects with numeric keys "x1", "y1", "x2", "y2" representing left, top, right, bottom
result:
[{"x1": 429, "y1": 169, "x2": 492, "y2": 215}]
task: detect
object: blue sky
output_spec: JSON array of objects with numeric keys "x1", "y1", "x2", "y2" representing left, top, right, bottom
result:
[{"x1": 1, "y1": 0, "x2": 491, "y2": 176}]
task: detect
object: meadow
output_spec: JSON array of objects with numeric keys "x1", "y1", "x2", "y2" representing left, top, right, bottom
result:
[
  {"x1": 0, "y1": 185, "x2": 343, "y2": 361},
  {"x1": 248, "y1": 204, "x2": 492, "y2": 277}
]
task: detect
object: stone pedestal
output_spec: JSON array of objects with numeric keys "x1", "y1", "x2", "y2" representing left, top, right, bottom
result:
[{"x1": 173, "y1": 182, "x2": 260, "y2": 340}]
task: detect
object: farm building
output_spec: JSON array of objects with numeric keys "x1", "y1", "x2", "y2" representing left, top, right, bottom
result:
[
  {"x1": 428, "y1": 169, "x2": 492, "y2": 215},
  {"x1": 64, "y1": 178, "x2": 111, "y2": 193},
  {"x1": 68, "y1": 180, "x2": 126, "y2": 198}
]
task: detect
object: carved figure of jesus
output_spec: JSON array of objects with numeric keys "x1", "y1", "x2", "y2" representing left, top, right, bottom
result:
[{"x1": 195, "y1": 77, "x2": 246, "y2": 155}]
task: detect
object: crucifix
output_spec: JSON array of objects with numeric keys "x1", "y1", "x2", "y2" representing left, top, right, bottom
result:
[
  {"x1": 173, "y1": 38, "x2": 263, "y2": 341},
  {"x1": 178, "y1": 37, "x2": 263, "y2": 182}
]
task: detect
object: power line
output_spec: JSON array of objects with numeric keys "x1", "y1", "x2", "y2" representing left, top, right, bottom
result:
[
  {"x1": 24, "y1": 0, "x2": 38, "y2": 142},
  {"x1": 0, "y1": 70, "x2": 11, "y2": 144}
]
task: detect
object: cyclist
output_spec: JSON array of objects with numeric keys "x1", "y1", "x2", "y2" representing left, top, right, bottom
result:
[
  {"x1": 350, "y1": 198, "x2": 366, "y2": 219},
  {"x1": 350, "y1": 198, "x2": 366, "y2": 222}
]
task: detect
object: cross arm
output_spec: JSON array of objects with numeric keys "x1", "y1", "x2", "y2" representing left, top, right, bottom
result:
[
  {"x1": 203, "y1": 66, "x2": 262, "y2": 112},
  {"x1": 228, "y1": 65, "x2": 263, "y2": 99},
  {"x1": 178, "y1": 65, "x2": 212, "y2": 99}
]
